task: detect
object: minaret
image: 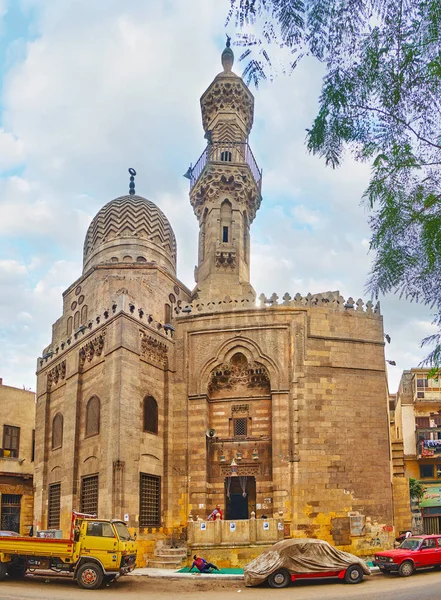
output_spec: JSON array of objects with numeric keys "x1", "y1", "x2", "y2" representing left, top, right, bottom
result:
[{"x1": 188, "y1": 37, "x2": 262, "y2": 301}]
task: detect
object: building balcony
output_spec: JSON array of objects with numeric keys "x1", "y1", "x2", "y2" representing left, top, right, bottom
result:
[
  {"x1": 188, "y1": 141, "x2": 262, "y2": 191},
  {"x1": 417, "y1": 429, "x2": 441, "y2": 458},
  {"x1": 414, "y1": 390, "x2": 441, "y2": 403}
]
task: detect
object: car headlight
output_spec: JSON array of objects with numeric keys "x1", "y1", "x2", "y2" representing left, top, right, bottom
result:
[{"x1": 388, "y1": 558, "x2": 395, "y2": 563}]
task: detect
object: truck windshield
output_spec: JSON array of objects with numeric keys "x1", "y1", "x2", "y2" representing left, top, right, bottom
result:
[
  {"x1": 399, "y1": 538, "x2": 421, "y2": 550},
  {"x1": 113, "y1": 522, "x2": 132, "y2": 541}
]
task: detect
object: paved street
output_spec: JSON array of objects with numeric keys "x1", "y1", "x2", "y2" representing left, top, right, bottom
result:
[{"x1": 1, "y1": 571, "x2": 441, "y2": 600}]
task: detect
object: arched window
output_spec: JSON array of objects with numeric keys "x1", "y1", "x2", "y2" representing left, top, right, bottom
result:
[
  {"x1": 81, "y1": 305, "x2": 88, "y2": 324},
  {"x1": 52, "y1": 413, "x2": 63, "y2": 449},
  {"x1": 143, "y1": 396, "x2": 158, "y2": 434},
  {"x1": 220, "y1": 200, "x2": 232, "y2": 244},
  {"x1": 85, "y1": 396, "x2": 100, "y2": 437},
  {"x1": 243, "y1": 212, "x2": 249, "y2": 264},
  {"x1": 74, "y1": 311, "x2": 80, "y2": 330},
  {"x1": 220, "y1": 151, "x2": 232, "y2": 162},
  {"x1": 164, "y1": 304, "x2": 171, "y2": 324},
  {"x1": 67, "y1": 316, "x2": 73, "y2": 336}
]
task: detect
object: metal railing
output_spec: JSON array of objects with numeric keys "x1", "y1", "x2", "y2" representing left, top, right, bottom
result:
[{"x1": 189, "y1": 141, "x2": 262, "y2": 191}]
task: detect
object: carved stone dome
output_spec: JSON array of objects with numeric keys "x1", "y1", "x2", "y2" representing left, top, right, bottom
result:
[{"x1": 83, "y1": 195, "x2": 177, "y2": 274}]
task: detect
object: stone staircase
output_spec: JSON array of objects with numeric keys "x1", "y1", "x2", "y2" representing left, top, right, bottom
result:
[{"x1": 147, "y1": 544, "x2": 187, "y2": 570}]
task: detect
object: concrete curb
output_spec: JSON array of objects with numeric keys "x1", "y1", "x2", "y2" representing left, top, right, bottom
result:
[{"x1": 128, "y1": 566, "x2": 381, "y2": 579}]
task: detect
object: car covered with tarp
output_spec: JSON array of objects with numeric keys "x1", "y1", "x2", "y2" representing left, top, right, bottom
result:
[{"x1": 244, "y1": 538, "x2": 370, "y2": 588}]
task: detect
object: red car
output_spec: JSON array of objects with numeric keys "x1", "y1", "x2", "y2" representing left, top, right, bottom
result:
[{"x1": 373, "y1": 535, "x2": 441, "y2": 576}]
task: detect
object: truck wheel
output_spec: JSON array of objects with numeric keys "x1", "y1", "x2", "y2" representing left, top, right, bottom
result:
[
  {"x1": 77, "y1": 562, "x2": 104, "y2": 590},
  {"x1": 0, "y1": 563, "x2": 8, "y2": 581},
  {"x1": 344, "y1": 564, "x2": 364, "y2": 584},
  {"x1": 398, "y1": 561, "x2": 414, "y2": 577},
  {"x1": 268, "y1": 569, "x2": 291, "y2": 588},
  {"x1": 7, "y1": 564, "x2": 26, "y2": 579}
]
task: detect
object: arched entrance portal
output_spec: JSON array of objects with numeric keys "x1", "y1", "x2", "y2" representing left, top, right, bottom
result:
[{"x1": 225, "y1": 476, "x2": 256, "y2": 520}]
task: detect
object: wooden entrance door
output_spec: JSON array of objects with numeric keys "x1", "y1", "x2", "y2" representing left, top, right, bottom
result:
[{"x1": 225, "y1": 476, "x2": 256, "y2": 520}]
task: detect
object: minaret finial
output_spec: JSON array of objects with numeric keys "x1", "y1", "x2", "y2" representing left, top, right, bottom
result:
[
  {"x1": 221, "y1": 35, "x2": 234, "y2": 73},
  {"x1": 128, "y1": 168, "x2": 136, "y2": 195}
]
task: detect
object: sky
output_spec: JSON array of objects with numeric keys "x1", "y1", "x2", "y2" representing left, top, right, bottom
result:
[{"x1": 0, "y1": 0, "x2": 436, "y2": 394}]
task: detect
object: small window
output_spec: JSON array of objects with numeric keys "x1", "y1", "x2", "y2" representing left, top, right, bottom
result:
[
  {"x1": 143, "y1": 396, "x2": 158, "y2": 434},
  {"x1": 420, "y1": 464, "x2": 434, "y2": 478},
  {"x1": 86, "y1": 522, "x2": 114, "y2": 537},
  {"x1": 31, "y1": 429, "x2": 35, "y2": 462},
  {"x1": 223, "y1": 226, "x2": 229, "y2": 243},
  {"x1": 220, "y1": 151, "x2": 232, "y2": 162},
  {"x1": 3, "y1": 425, "x2": 20, "y2": 458},
  {"x1": 165, "y1": 304, "x2": 172, "y2": 323},
  {"x1": 417, "y1": 378, "x2": 428, "y2": 388},
  {"x1": 52, "y1": 413, "x2": 63, "y2": 449},
  {"x1": 48, "y1": 483, "x2": 61, "y2": 529},
  {"x1": 233, "y1": 418, "x2": 247, "y2": 437},
  {"x1": 85, "y1": 397, "x2": 100, "y2": 437}
]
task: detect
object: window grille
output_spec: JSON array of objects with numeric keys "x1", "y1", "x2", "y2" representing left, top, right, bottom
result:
[
  {"x1": 234, "y1": 418, "x2": 247, "y2": 437},
  {"x1": 85, "y1": 397, "x2": 100, "y2": 437},
  {"x1": 48, "y1": 483, "x2": 61, "y2": 529},
  {"x1": 143, "y1": 397, "x2": 158, "y2": 434},
  {"x1": 81, "y1": 475, "x2": 98, "y2": 515},
  {"x1": 220, "y1": 151, "x2": 232, "y2": 162},
  {"x1": 420, "y1": 464, "x2": 434, "y2": 478},
  {"x1": 52, "y1": 413, "x2": 63, "y2": 449},
  {"x1": 1, "y1": 494, "x2": 21, "y2": 531},
  {"x1": 139, "y1": 473, "x2": 160, "y2": 527},
  {"x1": 2, "y1": 425, "x2": 20, "y2": 458}
]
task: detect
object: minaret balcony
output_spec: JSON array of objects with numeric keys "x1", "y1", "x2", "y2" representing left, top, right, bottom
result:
[{"x1": 189, "y1": 141, "x2": 262, "y2": 191}]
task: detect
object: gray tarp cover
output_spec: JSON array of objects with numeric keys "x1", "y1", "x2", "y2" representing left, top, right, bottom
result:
[{"x1": 243, "y1": 538, "x2": 371, "y2": 586}]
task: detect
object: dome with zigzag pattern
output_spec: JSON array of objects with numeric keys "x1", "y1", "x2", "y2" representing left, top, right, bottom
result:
[{"x1": 83, "y1": 195, "x2": 177, "y2": 274}]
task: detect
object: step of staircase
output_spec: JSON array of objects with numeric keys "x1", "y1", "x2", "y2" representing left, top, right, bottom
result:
[
  {"x1": 146, "y1": 557, "x2": 186, "y2": 569},
  {"x1": 157, "y1": 548, "x2": 187, "y2": 557}
]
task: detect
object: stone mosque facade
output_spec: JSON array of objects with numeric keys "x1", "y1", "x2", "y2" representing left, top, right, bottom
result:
[{"x1": 34, "y1": 42, "x2": 409, "y2": 565}]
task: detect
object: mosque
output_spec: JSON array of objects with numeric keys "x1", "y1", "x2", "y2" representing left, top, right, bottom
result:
[{"x1": 33, "y1": 40, "x2": 409, "y2": 566}]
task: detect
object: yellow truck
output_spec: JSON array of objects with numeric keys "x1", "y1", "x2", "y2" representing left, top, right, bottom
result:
[{"x1": 0, "y1": 511, "x2": 137, "y2": 589}]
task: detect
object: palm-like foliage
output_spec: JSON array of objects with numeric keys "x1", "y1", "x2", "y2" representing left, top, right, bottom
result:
[{"x1": 228, "y1": 0, "x2": 441, "y2": 368}]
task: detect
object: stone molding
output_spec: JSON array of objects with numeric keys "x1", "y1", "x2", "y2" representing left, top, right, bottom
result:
[
  {"x1": 215, "y1": 248, "x2": 236, "y2": 269},
  {"x1": 47, "y1": 360, "x2": 66, "y2": 390},
  {"x1": 190, "y1": 165, "x2": 261, "y2": 222},
  {"x1": 139, "y1": 331, "x2": 168, "y2": 367},
  {"x1": 79, "y1": 331, "x2": 106, "y2": 367},
  {"x1": 200, "y1": 77, "x2": 254, "y2": 133}
]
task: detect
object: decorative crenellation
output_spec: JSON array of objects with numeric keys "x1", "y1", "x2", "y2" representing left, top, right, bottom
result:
[
  {"x1": 139, "y1": 331, "x2": 168, "y2": 366},
  {"x1": 175, "y1": 291, "x2": 381, "y2": 317},
  {"x1": 47, "y1": 361, "x2": 66, "y2": 390},
  {"x1": 38, "y1": 294, "x2": 175, "y2": 371},
  {"x1": 79, "y1": 331, "x2": 106, "y2": 366}
]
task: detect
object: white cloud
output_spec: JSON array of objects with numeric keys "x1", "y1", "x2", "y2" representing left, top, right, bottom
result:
[{"x1": 0, "y1": 1, "x2": 435, "y2": 394}]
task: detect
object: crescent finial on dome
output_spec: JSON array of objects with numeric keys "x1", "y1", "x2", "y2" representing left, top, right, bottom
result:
[{"x1": 221, "y1": 34, "x2": 234, "y2": 73}]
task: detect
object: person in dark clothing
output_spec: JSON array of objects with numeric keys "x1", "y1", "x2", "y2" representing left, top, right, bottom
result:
[{"x1": 189, "y1": 555, "x2": 220, "y2": 573}]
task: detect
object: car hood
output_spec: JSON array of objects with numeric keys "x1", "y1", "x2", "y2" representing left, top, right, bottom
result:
[
  {"x1": 376, "y1": 549, "x2": 415, "y2": 559},
  {"x1": 243, "y1": 539, "x2": 370, "y2": 587}
]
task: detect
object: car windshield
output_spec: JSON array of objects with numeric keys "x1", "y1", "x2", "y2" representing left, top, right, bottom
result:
[
  {"x1": 113, "y1": 521, "x2": 132, "y2": 541},
  {"x1": 399, "y1": 538, "x2": 421, "y2": 550}
]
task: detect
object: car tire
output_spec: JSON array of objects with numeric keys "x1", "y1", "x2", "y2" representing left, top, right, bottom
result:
[
  {"x1": 433, "y1": 564, "x2": 441, "y2": 571},
  {"x1": 76, "y1": 562, "x2": 104, "y2": 590},
  {"x1": 398, "y1": 561, "x2": 414, "y2": 577},
  {"x1": 344, "y1": 564, "x2": 364, "y2": 584},
  {"x1": 7, "y1": 563, "x2": 26, "y2": 579},
  {"x1": 268, "y1": 569, "x2": 291, "y2": 588},
  {"x1": 0, "y1": 563, "x2": 8, "y2": 581}
]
